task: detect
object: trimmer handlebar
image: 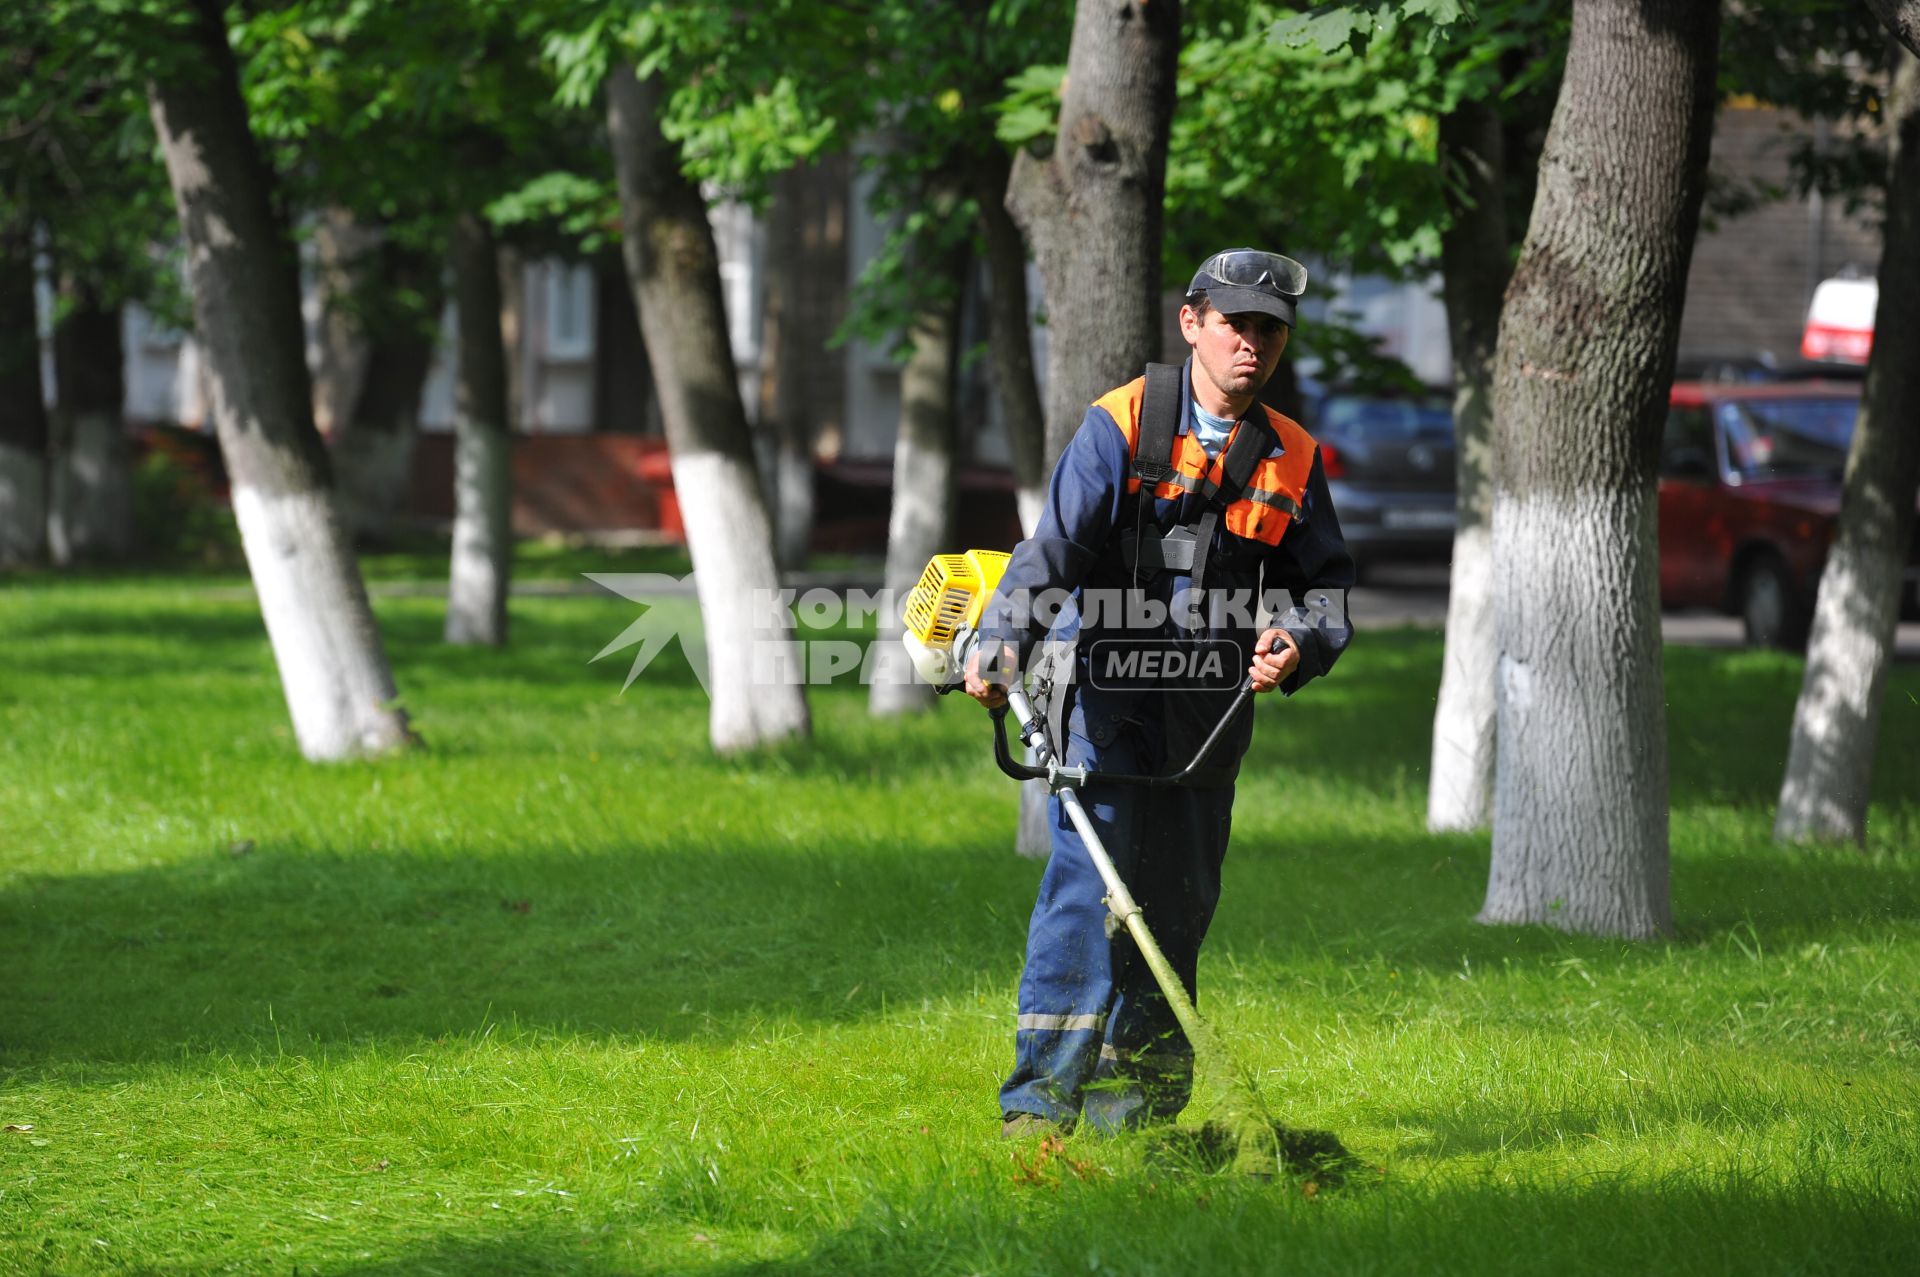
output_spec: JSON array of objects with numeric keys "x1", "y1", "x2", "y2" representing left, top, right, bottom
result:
[{"x1": 989, "y1": 679, "x2": 1255, "y2": 792}]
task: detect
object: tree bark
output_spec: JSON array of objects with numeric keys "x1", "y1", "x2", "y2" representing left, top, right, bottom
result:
[
  {"x1": 0, "y1": 215, "x2": 48, "y2": 569},
  {"x1": 1867, "y1": 0, "x2": 1920, "y2": 57},
  {"x1": 49, "y1": 277, "x2": 131, "y2": 564},
  {"x1": 444, "y1": 214, "x2": 512, "y2": 647},
  {"x1": 606, "y1": 65, "x2": 810, "y2": 751},
  {"x1": 147, "y1": 0, "x2": 412, "y2": 760},
  {"x1": 1775, "y1": 49, "x2": 1920, "y2": 845},
  {"x1": 332, "y1": 239, "x2": 440, "y2": 542},
  {"x1": 1481, "y1": 0, "x2": 1718, "y2": 939},
  {"x1": 1006, "y1": 0, "x2": 1180, "y2": 463},
  {"x1": 1427, "y1": 98, "x2": 1510, "y2": 833},
  {"x1": 871, "y1": 236, "x2": 965, "y2": 717},
  {"x1": 757, "y1": 165, "x2": 819, "y2": 571},
  {"x1": 972, "y1": 146, "x2": 1047, "y2": 535}
]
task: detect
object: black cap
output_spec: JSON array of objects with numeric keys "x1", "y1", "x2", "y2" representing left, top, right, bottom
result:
[{"x1": 1187, "y1": 248, "x2": 1309, "y2": 327}]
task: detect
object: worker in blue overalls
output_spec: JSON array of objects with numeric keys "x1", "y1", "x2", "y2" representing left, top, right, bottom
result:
[{"x1": 965, "y1": 248, "x2": 1355, "y2": 1136}]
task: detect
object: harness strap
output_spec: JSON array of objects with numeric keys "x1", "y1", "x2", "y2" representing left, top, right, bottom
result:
[
  {"x1": 1118, "y1": 363, "x2": 1278, "y2": 627},
  {"x1": 1187, "y1": 412, "x2": 1275, "y2": 620},
  {"x1": 1134, "y1": 363, "x2": 1183, "y2": 483}
]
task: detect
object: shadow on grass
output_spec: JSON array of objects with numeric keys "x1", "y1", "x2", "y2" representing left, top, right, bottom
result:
[
  {"x1": 8, "y1": 819, "x2": 1917, "y2": 1071},
  {"x1": 308, "y1": 1171, "x2": 1917, "y2": 1276},
  {"x1": 0, "y1": 838, "x2": 1037, "y2": 1068},
  {"x1": 1208, "y1": 829, "x2": 1920, "y2": 975}
]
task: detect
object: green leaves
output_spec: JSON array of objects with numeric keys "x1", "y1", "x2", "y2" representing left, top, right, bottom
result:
[
  {"x1": 993, "y1": 64, "x2": 1067, "y2": 150},
  {"x1": 1271, "y1": 0, "x2": 1478, "y2": 57}
]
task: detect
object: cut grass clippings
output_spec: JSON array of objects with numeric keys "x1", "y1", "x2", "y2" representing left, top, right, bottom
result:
[{"x1": 2, "y1": 553, "x2": 1917, "y2": 1274}]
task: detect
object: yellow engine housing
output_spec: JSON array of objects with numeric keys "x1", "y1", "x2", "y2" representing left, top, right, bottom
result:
[{"x1": 903, "y1": 550, "x2": 1010, "y2": 652}]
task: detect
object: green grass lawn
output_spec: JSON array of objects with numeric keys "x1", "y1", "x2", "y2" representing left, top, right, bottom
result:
[{"x1": 3, "y1": 554, "x2": 1917, "y2": 1275}]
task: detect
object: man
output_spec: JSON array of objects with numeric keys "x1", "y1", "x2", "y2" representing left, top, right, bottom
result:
[{"x1": 964, "y1": 248, "x2": 1354, "y2": 1136}]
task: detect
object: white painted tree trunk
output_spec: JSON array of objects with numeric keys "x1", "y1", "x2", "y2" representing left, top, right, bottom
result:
[
  {"x1": 232, "y1": 486, "x2": 415, "y2": 756},
  {"x1": 49, "y1": 411, "x2": 133, "y2": 565},
  {"x1": 0, "y1": 443, "x2": 46, "y2": 568},
  {"x1": 445, "y1": 423, "x2": 511, "y2": 645},
  {"x1": 872, "y1": 278, "x2": 960, "y2": 718},
  {"x1": 1481, "y1": 0, "x2": 1719, "y2": 939},
  {"x1": 1429, "y1": 522, "x2": 1496, "y2": 829},
  {"x1": 149, "y1": 0, "x2": 412, "y2": 761},
  {"x1": 773, "y1": 444, "x2": 815, "y2": 572},
  {"x1": 1427, "y1": 99, "x2": 1508, "y2": 833},
  {"x1": 1775, "y1": 51, "x2": 1920, "y2": 845},
  {"x1": 1487, "y1": 492, "x2": 1672, "y2": 936},
  {"x1": 445, "y1": 215, "x2": 512, "y2": 647},
  {"x1": 607, "y1": 66, "x2": 809, "y2": 751}
]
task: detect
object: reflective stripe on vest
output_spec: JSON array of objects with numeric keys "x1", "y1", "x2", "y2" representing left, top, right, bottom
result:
[{"x1": 1091, "y1": 377, "x2": 1317, "y2": 547}]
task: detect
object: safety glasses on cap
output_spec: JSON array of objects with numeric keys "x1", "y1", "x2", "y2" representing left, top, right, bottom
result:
[{"x1": 1194, "y1": 249, "x2": 1309, "y2": 297}]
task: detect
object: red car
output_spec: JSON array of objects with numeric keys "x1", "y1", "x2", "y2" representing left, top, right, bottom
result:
[{"x1": 1659, "y1": 379, "x2": 1917, "y2": 647}]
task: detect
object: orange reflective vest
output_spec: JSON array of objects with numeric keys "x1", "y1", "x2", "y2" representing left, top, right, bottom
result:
[{"x1": 1091, "y1": 372, "x2": 1318, "y2": 549}]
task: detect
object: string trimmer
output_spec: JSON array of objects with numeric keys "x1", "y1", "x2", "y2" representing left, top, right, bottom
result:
[{"x1": 901, "y1": 551, "x2": 1350, "y2": 1180}]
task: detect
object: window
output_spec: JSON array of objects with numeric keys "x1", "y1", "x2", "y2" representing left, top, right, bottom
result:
[
  {"x1": 1718, "y1": 398, "x2": 1856, "y2": 481},
  {"x1": 544, "y1": 262, "x2": 594, "y2": 361}
]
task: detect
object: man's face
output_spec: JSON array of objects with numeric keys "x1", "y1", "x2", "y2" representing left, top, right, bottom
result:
[{"x1": 1181, "y1": 304, "x2": 1289, "y2": 405}]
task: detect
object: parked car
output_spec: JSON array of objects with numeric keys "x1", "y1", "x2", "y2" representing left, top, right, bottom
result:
[
  {"x1": 1658, "y1": 379, "x2": 1918, "y2": 647},
  {"x1": 1306, "y1": 389, "x2": 1456, "y2": 572}
]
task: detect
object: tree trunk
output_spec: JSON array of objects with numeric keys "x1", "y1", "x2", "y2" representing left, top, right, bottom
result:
[
  {"x1": 1480, "y1": 0, "x2": 1718, "y2": 939},
  {"x1": 1427, "y1": 98, "x2": 1510, "y2": 833},
  {"x1": 592, "y1": 251, "x2": 655, "y2": 432},
  {"x1": 972, "y1": 146, "x2": 1047, "y2": 535},
  {"x1": 0, "y1": 215, "x2": 48, "y2": 569},
  {"x1": 1006, "y1": 0, "x2": 1180, "y2": 462},
  {"x1": 871, "y1": 239, "x2": 965, "y2": 717},
  {"x1": 148, "y1": 0, "x2": 412, "y2": 761},
  {"x1": 1004, "y1": 0, "x2": 1178, "y2": 854},
  {"x1": 606, "y1": 65, "x2": 810, "y2": 751},
  {"x1": 1775, "y1": 49, "x2": 1920, "y2": 845},
  {"x1": 757, "y1": 165, "x2": 818, "y2": 571},
  {"x1": 332, "y1": 240, "x2": 440, "y2": 542},
  {"x1": 49, "y1": 277, "x2": 131, "y2": 564},
  {"x1": 309, "y1": 206, "x2": 376, "y2": 439},
  {"x1": 444, "y1": 214, "x2": 512, "y2": 647},
  {"x1": 1866, "y1": 0, "x2": 1920, "y2": 57},
  {"x1": 497, "y1": 245, "x2": 526, "y2": 432}
]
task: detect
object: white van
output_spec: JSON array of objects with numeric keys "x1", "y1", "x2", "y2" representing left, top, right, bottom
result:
[{"x1": 1800, "y1": 276, "x2": 1877, "y2": 364}]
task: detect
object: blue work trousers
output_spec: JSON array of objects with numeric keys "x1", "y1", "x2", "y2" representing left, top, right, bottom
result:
[{"x1": 999, "y1": 718, "x2": 1234, "y2": 1131}]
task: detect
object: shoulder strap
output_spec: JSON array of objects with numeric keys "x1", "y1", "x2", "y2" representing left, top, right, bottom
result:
[
  {"x1": 1133, "y1": 362, "x2": 1183, "y2": 483},
  {"x1": 1187, "y1": 414, "x2": 1278, "y2": 620}
]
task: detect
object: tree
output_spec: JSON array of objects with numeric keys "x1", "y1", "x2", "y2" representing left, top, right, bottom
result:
[
  {"x1": 605, "y1": 64, "x2": 810, "y2": 751},
  {"x1": 0, "y1": 209, "x2": 47, "y2": 568},
  {"x1": 49, "y1": 272, "x2": 132, "y2": 563},
  {"x1": 330, "y1": 238, "x2": 442, "y2": 542},
  {"x1": 1480, "y1": 0, "x2": 1719, "y2": 939},
  {"x1": 147, "y1": 0, "x2": 413, "y2": 760},
  {"x1": 1, "y1": 18, "x2": 170, "y2": 569},
  {"x1": 1006, "y1": 0, "x2": 1181, "y2": 461},
  {"x1": 236, "y1": 0, "x2": 597, "y2": 642},
  {"x1": 870, "y1": 189, "x2": 968, "y2": 718},
  {"x1": 445, "y1": 212, "x2": 513, "y2": 646},
  {"x1": 1425, "y1": 96, "x2": 1509, "y2": 833},
  {"x1": 1775, "y1": 43, "x2": 1920, "y2": 844},
  {"x1": 1867, "y1": 0, "x2": 1920, "y2": 55}
]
